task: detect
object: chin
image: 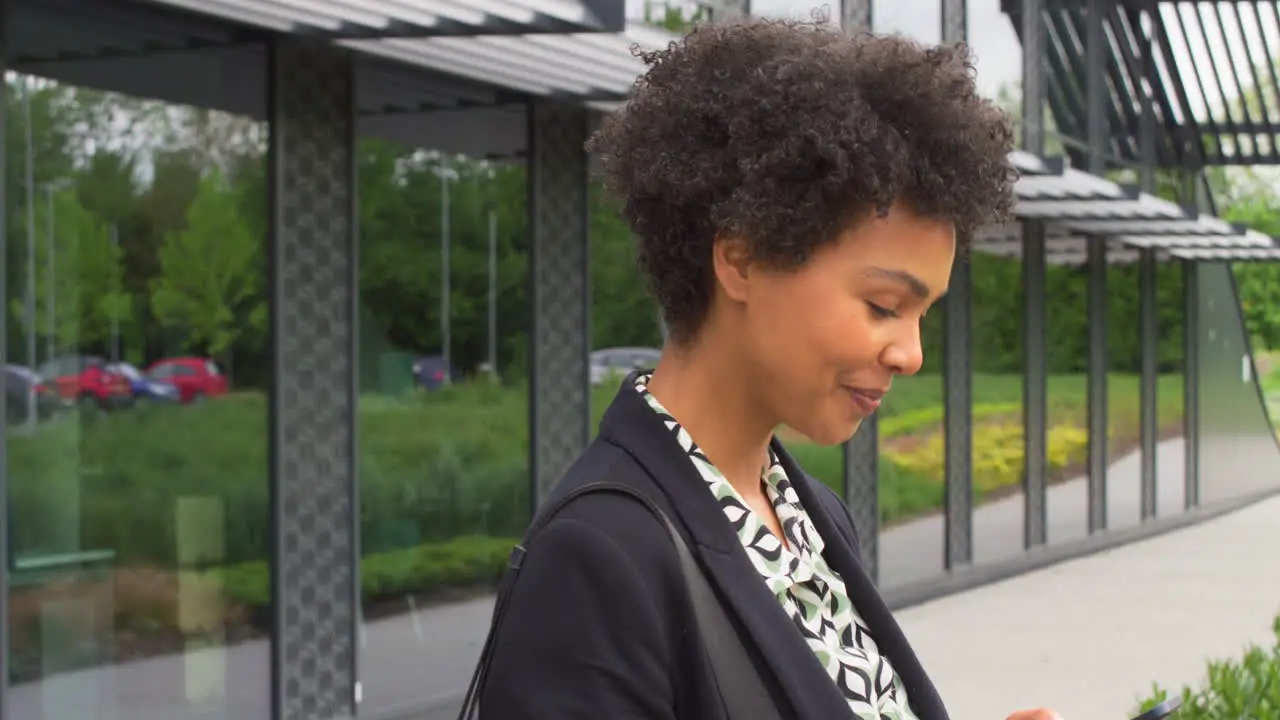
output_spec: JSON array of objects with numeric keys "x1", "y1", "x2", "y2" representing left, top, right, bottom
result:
[{"x1": 790, "y1": 417, "x2": 864, "y2": 448}]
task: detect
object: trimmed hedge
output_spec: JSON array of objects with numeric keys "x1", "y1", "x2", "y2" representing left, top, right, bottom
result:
[
  {"x1": 1136, "y1": 614, "x2": 1280, "y2": 719},
  {"x1": 216, "y1": 534, "x2": 518, "y2": 615}
]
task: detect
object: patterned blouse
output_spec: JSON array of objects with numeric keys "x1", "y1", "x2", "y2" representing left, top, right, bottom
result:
[{"x1": 635, "y1": 375, "x2": 918, "y2": 720}]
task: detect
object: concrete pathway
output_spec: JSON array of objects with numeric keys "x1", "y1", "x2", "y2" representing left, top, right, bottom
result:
[
  {"x1": 897, "y1": 493, "x2": 1280, "y2": 720},
  {"x1": 879, "y1": 438, "x2": 1191, "y2": 590}
]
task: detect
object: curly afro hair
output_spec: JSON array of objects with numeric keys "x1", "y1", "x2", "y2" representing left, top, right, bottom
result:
[{"x1": 586, "y1": 18, "x2": 1017, "y2": 343}]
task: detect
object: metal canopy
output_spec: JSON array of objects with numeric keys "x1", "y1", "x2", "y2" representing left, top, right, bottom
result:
[
  {"x1": 1004, "y1": 0, "x2": 1280, "y2": 167},
  {"x1": 11, "y1": 0, "x2": 671, "y2": 156},
  {"x1": 972, "y1": 150, "x2": 1280, "y2": 264},
  {"x1": 132, "y1": 0, "x2": 626, "y2": 37},
  {"x1": 343, "y1": 22, "x2": 672, "y2": 99}
]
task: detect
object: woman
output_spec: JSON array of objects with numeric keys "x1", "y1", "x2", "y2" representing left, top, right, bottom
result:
[{"x1": 478, "y1": 19, "x2": 1061, "y2": 720}]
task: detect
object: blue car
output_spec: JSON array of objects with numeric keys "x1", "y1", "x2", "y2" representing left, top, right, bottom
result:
[
  {"x1": 412, "y1": 355, "x2": 449, "y2": 391},
  {"x1": 108, "y1": 362, "x2": 180, "y2": 402}
]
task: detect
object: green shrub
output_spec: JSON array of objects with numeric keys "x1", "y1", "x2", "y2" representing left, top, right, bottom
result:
[
  {"x1": 1136, "y1": 614, "x2": 1280, "y2": 719},
  {"x1": 890, "y1": 424, "x2": 1089, "y2": 497},
  {"x1": 215, "y1": 534, "x2": 518, "y2": 614}
]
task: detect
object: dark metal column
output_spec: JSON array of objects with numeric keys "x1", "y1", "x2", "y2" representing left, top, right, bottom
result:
[
  {"x1": 1182, "y1": 258, "x2": 1200, "y2": 509},
  {"x1": 1085, "y1": 0, "x2": 1109, "y2": 535},
  {"x1": 842, "y1": 0, "x2": 871, "y2": 32},
  {"x1": 941, "y1": 0, "x2": 972, "y2": 571},
  {"x1": 1022, "y1": 226, "x2": 1049, "y2": 548},
  {"x1": 943, "y1": 253, "x2": 973, "y2": 569},
  {"x1": 0, "y1": 4, "x2": 11, "y2": 713},
  {"x1": 1136, "y1": 4, "x2": 1160, "y2": 520},
  {"x1": 1021, "y1": 0, "x2": 1049, "y2": 548},
  {"x1": 1139, "y1": 247, "x2": 1159, "y2": 519},
  {"x1": 267, "y1": 37, "x2": 359, "y2": 720},
  {"x1": 842, "y1": 0, "x2": 877, "y2": 578},
  {"x1": 529, "y1": 100, "x2": 591, "y2": 509},
  {"x1": 1086, "y1": 240, "x2": 1109, "y2": 533}
]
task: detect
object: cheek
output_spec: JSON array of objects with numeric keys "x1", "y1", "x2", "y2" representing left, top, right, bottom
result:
[
  {"x1": 752, "y1": 279, "x2": 878, "y2": 369},
  {"x1": 808, "y1": 301, "x2": 880, "y2": 365}
]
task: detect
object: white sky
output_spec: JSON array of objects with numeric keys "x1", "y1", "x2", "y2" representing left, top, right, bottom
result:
[
  {"x1": 749, "y1": 0, "x2": 1022, "y2": 98},
  {"x1": 626, "y1": 0, "x2": 1280, "y2": 118}
]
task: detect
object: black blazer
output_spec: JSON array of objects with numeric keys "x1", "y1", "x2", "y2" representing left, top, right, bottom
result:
[{"x1": 479, "y1": 374, "x2": 949, "y2": 720}]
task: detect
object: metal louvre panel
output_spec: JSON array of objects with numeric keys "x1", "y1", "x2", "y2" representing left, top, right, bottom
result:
[{"x1": 144, "y1": 0, "x2": 611, "y2": 35}]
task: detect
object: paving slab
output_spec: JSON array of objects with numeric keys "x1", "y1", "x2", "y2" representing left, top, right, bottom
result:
[{"x1": 895, "y1": 494, "x2": 1280, "y2": 720}]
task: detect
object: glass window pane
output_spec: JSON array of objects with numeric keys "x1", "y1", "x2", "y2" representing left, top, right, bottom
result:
[
  {"x1": 4, "y1": 78, "x2": 271, "y2": 719},
  {"x1": 357, "y1": 149, "x2": 529, "y2": 717}
]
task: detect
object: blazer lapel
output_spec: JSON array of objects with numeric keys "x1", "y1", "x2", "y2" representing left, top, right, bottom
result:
[
  {"x1": 596, "y1": 376, "x2": 853, "y2": 719},
  {"x1": 775, "y1": 442, "x2": 950, "y2": 720}
]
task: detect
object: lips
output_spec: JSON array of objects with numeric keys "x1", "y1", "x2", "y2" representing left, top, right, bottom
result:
[{"x1": 846, "y1": 387, "x2": 886, "y2": 415}]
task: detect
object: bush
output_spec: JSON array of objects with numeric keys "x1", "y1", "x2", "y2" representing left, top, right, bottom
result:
[
  {"x1": 890, "y1": 423, "x2": 1089, "y2": 497},
  {"x1": 1136, "y1": 614, "x2": 1280, "y2": 719},
  {"x1": 215, "y1": 534, "x2": 518, "y2": 617}
]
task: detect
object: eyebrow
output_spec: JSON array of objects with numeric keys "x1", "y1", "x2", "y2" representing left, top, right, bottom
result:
[{"x1": 860, "y1": 266, "x2": 932, "y2": 300}]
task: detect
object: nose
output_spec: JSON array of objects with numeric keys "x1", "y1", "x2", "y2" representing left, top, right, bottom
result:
[{"x1": 880, "y1": 321, "x2": 925, "y2": 376}]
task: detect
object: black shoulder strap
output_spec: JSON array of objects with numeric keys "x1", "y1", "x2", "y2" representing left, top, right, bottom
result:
[{"x1": 455, "y1": 482, "x2": 783, "y2": 720}]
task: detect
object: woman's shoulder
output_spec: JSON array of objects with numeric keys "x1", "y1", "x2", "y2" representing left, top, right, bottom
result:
[{"x1": 527, "y1": 440, "x2": 684, "y2": 574}]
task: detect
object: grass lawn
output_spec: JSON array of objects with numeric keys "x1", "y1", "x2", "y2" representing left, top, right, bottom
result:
[{"x1": 380, "y1": 371, "x2": 1185, "y2": 525}]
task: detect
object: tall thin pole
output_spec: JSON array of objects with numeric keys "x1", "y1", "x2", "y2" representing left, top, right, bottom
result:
[
  {"x1": 46, "y1": 186, "x2": 55, "y2": 364},
  {"x1": 439, "y1": 160, "x2": 451, "y2": 384},
  {"x1": 22, "y1": 77, "x2": 37, "y2": 426},
  {"x1": 110, "y1": 223, "x2": 120, "y2": 362},
  {"x1": 487, "y1": 208, "x2": 498, "y2": 378}
]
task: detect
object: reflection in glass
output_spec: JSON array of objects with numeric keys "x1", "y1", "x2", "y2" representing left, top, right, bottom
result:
[
  {"x1": 5, "y1": 78, "x2": 270, "y2": 719},
  {"x1": 356, "y1": 144, "x2": 529, "y2": 717}
]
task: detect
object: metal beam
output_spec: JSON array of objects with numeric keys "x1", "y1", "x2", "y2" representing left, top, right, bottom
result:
[
  {"x1": 842, "y1": 0, "x2": 876, "y2": 578},
  {"x1": 528, "y1": 100, "x2": 591, "y2": 509},
  {"x1": 1139, "y1": 246, "x2": 1159, "y2": 520},
  {"x1": 1023, "y1": 223, "x2": 1049, "y2": 548},
  {"x1": 1084, "y1": 0, "x2": 1109, "y2": 538},
  {"x1": 1022, "y1": 0, "x2": 1049, "y2": 549},
  {"x1": 943, "y1": 251, "x2": 973, "y2": 569},
  {"x1": 1087, "y1": 237, "x2": 1109, "y2": 534},
  {"x1": 1183, "y1": 257, "x2": 1200, "y2": 509},
  {"x1": 267, "y1": 36, "x2": 359, "y2": 720},
  {"x1": 843, "y1": 0, "x2": 872, "y2": 32},
  {"x1": 1085, "y1": 0, "x2": 1109, "y2": 175},
  {"x1": 941, "y1": 0, "x2": 972, "y2": 573}
]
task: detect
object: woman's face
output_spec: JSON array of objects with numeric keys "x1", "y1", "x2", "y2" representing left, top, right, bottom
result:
[{"x1": 715, "y1": 201, "x2": 956, "y2": 446}]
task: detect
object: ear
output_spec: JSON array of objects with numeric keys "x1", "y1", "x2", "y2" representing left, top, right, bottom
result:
[{"x1": 711, "y1": 233, "x2": 754, "y2": 304}]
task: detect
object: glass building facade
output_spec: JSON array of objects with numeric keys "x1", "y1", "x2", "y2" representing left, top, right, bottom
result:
[{"x1": 3, "y1": 2, "x2": 1280, "y2": 720}]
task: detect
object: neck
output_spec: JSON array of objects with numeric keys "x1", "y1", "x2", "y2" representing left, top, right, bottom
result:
[{"x1": 645, "y1": 333, "x2": 777, "y2": 499}]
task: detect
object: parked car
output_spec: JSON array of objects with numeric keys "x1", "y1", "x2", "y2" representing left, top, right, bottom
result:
[
  {"x1": 35, "y1": 355, "x2": 133, "y2": 410},
  {"x1": 590, "y1": 347, "x2": 663, "y2": 386},
  {"x1": 107, "y1": 362, "x2": 180, "y2": 402},
  {"x1": 146, "y1": 357, "x2": 228, "y2": 404},
  {"x1": 4, "y1": 365, "x2": 60, "y2": 424},
  {"x1": 412, "y1": 355, "x2": 449, "y2": 391}
]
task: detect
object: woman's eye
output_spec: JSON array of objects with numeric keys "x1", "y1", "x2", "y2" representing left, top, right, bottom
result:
[{"x1": 867, "y1": 302, "x2": 897, "y2": 319}]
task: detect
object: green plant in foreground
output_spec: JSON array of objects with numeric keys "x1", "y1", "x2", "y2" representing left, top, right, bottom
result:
[{"x1": 1136, "y1": 614, "x2": 1280, "y2": 719}]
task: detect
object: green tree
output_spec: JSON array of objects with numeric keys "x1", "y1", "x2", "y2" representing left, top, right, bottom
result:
[
  {"x1": 1223, "y1": 194, "x2": 1280, "y2": 350},
  {"x1": 150, "y1": 169, "x2": 265, "y2": 367},
  {"x1": 8, "y1": 189, "x2": 130, "y2": 351}
]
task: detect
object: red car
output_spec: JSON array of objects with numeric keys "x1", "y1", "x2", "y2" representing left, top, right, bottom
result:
[
  {"x1": 145, "y1": 357, "x2": 228, "y2": 404},
  {"x1": 35, "y1": 355, "x2": 132, "y2": 410}
]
